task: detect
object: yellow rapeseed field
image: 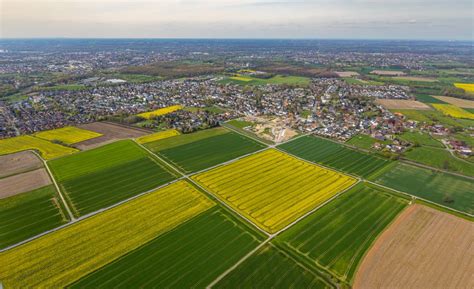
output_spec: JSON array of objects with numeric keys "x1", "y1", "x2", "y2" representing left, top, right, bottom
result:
[
  {"x1": 230, "y1": 75, "x2": 253, "y2": 82},
  {"x1": 192, "y1": 149, "x2": 356, "y2": 233},
  {"x1": 0, "y1": 135, "x2": 78, "y2": 159},
  {"x1": 0, "y1": 180, "x2": 214, "y2": 288},
  {"x1": 35, "y1": 126, "x2": 102, "y2": 144},
  {"x1": 432, "y1": 104, "x2": 474, "y2": 120},
  {"x1": 137, "y1": 105, "x2": 183, "y2": 119},
  {"x1": 136, "y1": 129, "x2": 180, "y2": 144},
  {"x1": 454, "y1": 83, "x2": 474, "y2": 93}
]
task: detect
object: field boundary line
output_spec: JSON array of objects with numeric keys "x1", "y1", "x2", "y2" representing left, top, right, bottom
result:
[
  {"x1": 400, "y1": 158, "x2": 474, "y2": 180},
  {"x1": 366, "y1": 181, "x2": 473, "y2": 218},
  {"x1": 29, "y1": 150, "x2": 76, "y2": 222},
  {"x1": 0, "y1": 178, "x2": 183, "y2": 253}
]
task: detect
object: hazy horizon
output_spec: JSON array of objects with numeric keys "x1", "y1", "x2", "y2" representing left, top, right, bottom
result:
[{"x1": 1, "y1": 0, "x2": 473, "y2": 41}]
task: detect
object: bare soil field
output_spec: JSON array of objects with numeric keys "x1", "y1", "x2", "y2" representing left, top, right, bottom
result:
[
  {"x1": 370, "y1": 70, "x2": 406, "y2": 76},
  {"x1": 75, "y1": 122, "x2": 149, "y2": 150},
  {"x1": 0, "y1": 168, "x2": 51, "y2": 199},
  {"x1": 433, "y1": 95, "x2": 474, "y2": 108},
  {"x1": 354, "y1": 205, "x2": 474, "y2": 289},
  {"x1": 335, "y1": 71, "x2": 360, "y2": 77},
  {"x1": 375, "y1": 99, "x2": 432, "y2": 110},
  {"x1": 0, "y1": 151, "x2": 42, "y2": 178},
  {"x1": 394, "y1": 76, "x2": 438, "y2": 82}
]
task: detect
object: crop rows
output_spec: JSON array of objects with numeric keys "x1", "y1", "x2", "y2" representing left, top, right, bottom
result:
[
  {"x1": 192, "y1": 149, "x2": 356, "y2": 233},
  {"x1": 0, "y1": 181, "x2": 214, "y2": 288},
  {"x1": 277, "y1": 183, "x2": 408, "y2": 283},
  {"x1": 278, "y1": 135, "x2": 391, "y2": 178},
  {"x1": 71, "y1": 207, "x2": 263, "y2": 288}
]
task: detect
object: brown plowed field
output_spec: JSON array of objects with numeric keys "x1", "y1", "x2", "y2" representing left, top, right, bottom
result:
[
  {"x1": 433, "y1": 96, "x2": 474, "y2": 108},
  {"x1": 354, "y1": 204, "x2": 474, "y2": 289},
  {"x1": 375, "y1": 99, "x2": 432, "y2": 110},
  {"x1": 0, "y1": 151, "x2": 42, "y2": 178},
  {"x1": 75, "y1": 122, "x2": 149, "y2": 150},
  {"x1": 0, "y1": 168, "x2": 52, "y2": 199}
]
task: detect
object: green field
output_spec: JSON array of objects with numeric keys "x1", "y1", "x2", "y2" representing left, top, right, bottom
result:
[
  {"x1": 145, "y1": 127, "x2": 266, "y2": 173},
  {"x1": 0, "y1": 186, "x2": 68, "y2": 249},
  {"x1": 226, "y1": 119, "x2": 254, "y2": 129},
  {"x1": 49, "y1": 140, "x2": 177, "y2": 216},
  {"x1": 404, "y1": 147, "x2": 474, "y2": 177},
  {"x1": 372, "y1": 162, "x2": 474, "y2": 214},
  {"x1": 71, "y1": 207, "x2": 263, "y2": 288},
  {"x1": 277, "y1": 183, "x2": 407, "y2": 283},
  {"x1": 399, "y1": 131, "x2": 443, "y2": 148},
  {"x1": 278, "y1": 136, "x2": 391, "y2": 178},
  {"x1": 393, "y1": 109, "x2": 474, "y2": 128},
  {"x1": 346, "y1": 134, "x2": 391, "y2": 150},
  {"x1": 216, "y1": 244, "x2": 335, "y2": 289},
  {"x1": 414, "y1": 94, "x2": 446, "y2": 104},
  {"x1": 221, "y1": 74, "x2": 311, "y2": 86}
]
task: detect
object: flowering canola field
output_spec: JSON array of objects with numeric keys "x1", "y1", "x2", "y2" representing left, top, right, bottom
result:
[
  {"x1": 35, "y1": 126, "x2": 102, "y2": 144},
  {"x1": 0, "y1": 135, "x2": 78, "y2": 159},
  {"x1": 0, "y1": 180, "x2": 214, "y2": 288},
  {"x1": 136, "y1": 129, "x2": 180, "y2": 144},
  {"x1": 192, "y1": 149, "x2": 357, "y2": 233},
  {"x1": 454, "y1": 83, "x2": 474, "y2": 93},
  {"x1": 432, "y1": 104, "x2": 474, "y2": 120},
  {"x1": 137, "y1": 105, "x2": 183, "y2": 119}
]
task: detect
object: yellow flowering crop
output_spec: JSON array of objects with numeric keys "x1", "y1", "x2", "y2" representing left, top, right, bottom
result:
[
  {"x1": 136, "y1": 129, "x2": 180, "y2": 144},
  {"x1": 137, "y1": 105, "x2": 183, "y2": 119},
  {"x1": 432, "y1": 104, "x2": 474, "y2": 120},
  {"x1": 192, "y1": 149, "x2": 356, "y2": 234},
  {"x1": 0, "y1": 135, "x2": 78, "y2": 160},
  {"x1": 454, "y1": 83, "x2": 474, "y2": 93},
  {"x1": 0, "y1": 180, "x2": 214, "y2": 288},
  {"x1": 35, "y1": 126, "x2": 102, "y2": 144}
]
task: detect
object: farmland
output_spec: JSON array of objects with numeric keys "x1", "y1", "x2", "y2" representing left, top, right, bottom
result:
[
  {"x1": 71, "y1": 207, "x2": 264, "y2": 288},
  {"x1": 192, "y1": 149, "x2": 356, "y2": 233},
  {"x1": 347, "y1": 134, "x2": 391, "y2": 151},
  {"x1": 278, "y1": 135, "x2": 391, "y2": 178},
  {"x1": 0, "y1": 135, "x2": 78, "y2": 159},
  {"x1": 398, "y1": 131, "x2": 443, "y2": 147},
  {"x1": 34, "y1": 126, "x2": 102, "y2": 145},
  {"x1": 76, "y1": 122, "x2": 148, "y2": 150},
  {"x1": 277, "y1": 183, "x2": 408, "y2": 283},
  {"x1": 0, "y1": 151, "x2": 42, "y2": 178},
  {"x1": 215, "y1": 244, "x2": 335, "y2": 289},
  {"x1": 221, "y1": 74, "x2": 311, "y2": 86},
  {"x1": 375, "y1": 99, "x2": 431, "y2": 110},
  {"x1": 432, "y1": 104, "x2": 474, "y2": 120},
  {"x1": 0, "y1": 168, "x2": 51, "y2": 199},
  {"x1": 0, "y1": 181, "x2": 214, "y2": 288},
  {"x1": 48, "y1": 140, "x2": 178, "y2": 216},
  {"x1": 354, "y1": 205, "x2": 474, "y2": 289},
  {"x1": 0, "y1": 185, "x2": 68, "y2": 249},
  {"x1": 137, "y1": 104, "x2": 183, "y2": 119},
  {"x1": 391, "y1": 109, "x2": 474, "y2": 128},
  {"x1": 147, "y1": 128, "x2": 266, "y2": 173},
  {"x1": 135, "y1": 129, "x2": 180, "y2": 144},
  {"x1": 433, "y1": 95, "x2": 474, "y2": 108},
  {"x1": 372, "y1": 162, "x2": 474, "y2": 214},
  {"x1": 454, "y1": 83, "x2": 474, "y2": 93}
]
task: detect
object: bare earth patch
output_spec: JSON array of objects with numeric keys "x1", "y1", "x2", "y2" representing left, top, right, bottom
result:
[
  {"x1": 0, "y1": 168, "x2": 52, "y2": 199},
  {"x1": 0, "y1": 151, "x2": 42, "y2": 178},
  {"x1": 75, "y1": 122, "x2": 149, "y2": 150},
  {"x1": 335, "y1": 71, "x2": 360, "y2": 77},
  {"x1": 354, "y1": 205, "x2": 474, "y2": 289},
  {"x1": 370, "y1": 70, "x2": 406, "y2": 76},
  {"x1": 375, "y1": 99, "x2": 432, "y2": 110},
  {"x1": 433, "y1": 95, "x2": 474, "y2": 109}
]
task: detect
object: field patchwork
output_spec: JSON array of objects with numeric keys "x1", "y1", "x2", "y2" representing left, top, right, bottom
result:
[
  {"x1": 375, "y1": 99, "x2": 431, "y2": 110},
  {"x1": 146, "y1": 127, "x2": 266, "y2": 173},
  {"x1": 137, "y1": 104, "x2": 183, "y2": 119},
  {"x1": 34, "y1": 126, "x2": 102, "y2": 145},
  {"x1": 0, "y1": 168, "x2": 51, "y2": 199},
  {"x1": 0, "y1": 151, "x2": 42, "y2": 178},
  {"x1": 454, "y1": 83, "x2": 474, "y2": 93},
  {"x1": 432, "y1": 104, "x2": 474, "y2": 120},
  {"x1": 372, "y1": 162, "x2": 474, "y2": 214},
  {"x1": 48, "y1": 140, "x2": 178, "y2": 216},
  {"x1": 0, "y1": 180, "x2": 214, "y2": 288},
  {"x1": 432, "y1": 95, "x2": 474, "y2": 108},
  {"x1": 278, "y1": 135, "x2": 391, "y2": 178},
  {"x1": 215, "y1": 244, "x2": 335, "y2": 289},
  {"x1": 354, "y1": 205, "x2": 474, "y2": 289},
  {"x1": 0, "y1": 135, "x2": 78, "y2": 160},
  {"x1": 75, "y1": 122, "x2": 148, "y2": 150},
  {"x1": 71, "y1": 207, "x2": 263, "y2": 288},
  {"x1": 0, "y1": 186, "x2": 68, "y2": 249},
  {"x1": 277, "y1": 183, "x2": 408, "y2": 283},
  {"x1": 135, "y1": 129, "x2": 180, "y2": 144},
  {"x1": 192, "y1": 149, "x2": 357, "y2": 233}
]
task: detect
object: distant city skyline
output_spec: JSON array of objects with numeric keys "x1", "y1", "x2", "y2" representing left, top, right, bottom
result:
[{"x1": 1, "y1": 0, "x2": 472, "y2": 40}]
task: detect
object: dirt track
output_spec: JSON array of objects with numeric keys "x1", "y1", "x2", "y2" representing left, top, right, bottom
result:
[
  {"x1": 354, "y1": 204, "x2": 474, "y2": 289},
  {"x1": 375, "y1": 99, "x2": 431, "y2": 110},
  {"x1": 0, "y1": 151, "x2": 43, "y2": 178},
  {"x1": 0, "y1": 168, "x2": 52, "y2": 199},
  {"x1": 75, "y1": 122, "x2": 148, "y2": 150}
]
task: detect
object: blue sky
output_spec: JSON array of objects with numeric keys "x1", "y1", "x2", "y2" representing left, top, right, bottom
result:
[{"x1": 1, "y1": 0, "x2": 472, "y2": 40}]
